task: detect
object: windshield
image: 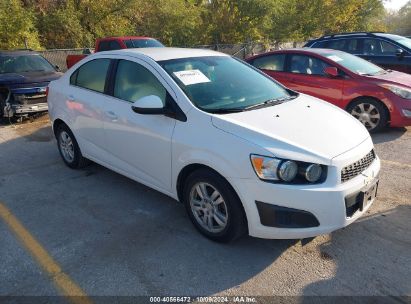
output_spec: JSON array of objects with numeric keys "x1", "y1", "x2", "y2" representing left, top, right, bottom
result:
[
  {"x1": 125, "y1": 39, "x2": 164, "y2": 48},
  {"x1": 320, "y1": 51, "x2": 384, "y2": 76},
  {"x1": 159, "y1": 56, "x2": 293, "y2": 113},
  {"x1": 0, "y1": 54, "x2": 55, "y2": 74},
  {"x1": 394, "y1": 37, "x2": 411, "y2": 50}
]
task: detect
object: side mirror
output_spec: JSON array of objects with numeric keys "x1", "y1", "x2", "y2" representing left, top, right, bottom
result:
[
  {"x1": 396, "y1": 49, "x2": 405, "y2": 58},
  {"x1": 55, "y1": 65, "x2": 60, "y2": 71},
  {"x1": 324, "y1": 66, "x2": 339, "y2": 77},
  {"x1": 131, "y1": 95, "x2": 164, "y2": 115}
]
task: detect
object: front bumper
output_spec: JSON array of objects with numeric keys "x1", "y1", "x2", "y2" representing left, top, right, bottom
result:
[
  {"x1": 384, "y1": 94, "x2": 411, "y2": 127},
  {"x1": 228, "y1": 139, "x2": 381, "y2": 239},
  {"x1": 3, "y1": 102, "x2": 48, "y2": 117}
]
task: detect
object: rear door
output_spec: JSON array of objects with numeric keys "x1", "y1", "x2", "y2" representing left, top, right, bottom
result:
[
  {"x1": 67, "y1": 58, "x2": 113, "y2": 158},
  {"x1": 282, "y1": 54, "x2": 345, "y2": 107}
]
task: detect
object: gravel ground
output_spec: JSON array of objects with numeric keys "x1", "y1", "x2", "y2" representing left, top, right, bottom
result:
[{"x1": 0, "y1": 116, "x2": 410, "y2": 301}]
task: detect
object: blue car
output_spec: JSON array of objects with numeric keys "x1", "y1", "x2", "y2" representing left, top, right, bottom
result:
[
  {"x1": 0, "y1": 50, "x2": 62, "y2": 118},
  {"x1": 305, "y1": 32, "x2": 411, "y2": 74}
]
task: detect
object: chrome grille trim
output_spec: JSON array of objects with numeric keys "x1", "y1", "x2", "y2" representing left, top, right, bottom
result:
[{"x1": 341, "y1": 149, "x2": 376, "y2": 183}]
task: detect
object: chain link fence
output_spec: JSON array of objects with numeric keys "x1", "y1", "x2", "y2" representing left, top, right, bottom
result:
[{"x1": 38, "y1": 41, "x2": 304, "y2": 72}]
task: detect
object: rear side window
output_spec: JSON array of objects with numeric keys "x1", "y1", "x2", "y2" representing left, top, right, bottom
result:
[
  {"x1": 251, "y1": 54, "x2": 286, "y2": 71},
  {"x1": 71, "y1": 59, "x2": 110, "y2": 93},
  {"x1": 108, "y1": 41, "x2": 121, "y2": 50},
  {"x1": 98, "y1": 41, "x2": 110, "y2": 51},
  {"x1": 289, "y1": 55, "x2": 330, "y2": 75},
  {"x1": 98, "y1": 40, "x2": 122, "y2": 51},
  {"x1": 345, "y1": 39, "x2": 360, "y2": 54},
  {"x1": 328, "y1": 39, "x2": 347, "y2": 51},
  {"x1": 113, "y1": 60, "x2": 166, "y2": 104}
]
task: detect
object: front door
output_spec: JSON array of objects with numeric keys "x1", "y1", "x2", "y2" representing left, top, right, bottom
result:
[
  {"x1": 283, "y1": 54, "x2": 345, "y2": 107},
  {"x1": 102, "y1": 59, "x2": 176, "y2": 191}
]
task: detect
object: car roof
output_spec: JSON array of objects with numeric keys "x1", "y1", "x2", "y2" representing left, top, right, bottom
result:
[{"x1": 103, "y1": 47, "x2": 228, "y2": 61}]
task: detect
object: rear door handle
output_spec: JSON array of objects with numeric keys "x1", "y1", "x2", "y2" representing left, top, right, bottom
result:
[{"x1": 105, "y1": 111, "x2": 118, "y2": 121}]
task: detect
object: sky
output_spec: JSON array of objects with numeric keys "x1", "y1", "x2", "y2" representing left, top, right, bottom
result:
[{"x1": 384, "y1": 0, "x2": 409, "y2": 11}]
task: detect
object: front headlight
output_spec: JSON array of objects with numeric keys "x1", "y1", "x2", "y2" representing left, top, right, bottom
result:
[
  {"x1": 379, "y1": 84, "x2": 411, "y2": 99},
  {"x1": 250, "y1": 155, "x2": 326, "y2": 184}
]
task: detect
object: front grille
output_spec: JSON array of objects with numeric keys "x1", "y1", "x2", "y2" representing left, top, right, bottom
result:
[
  {"x1": 341, "y1": 150, "x2": 376, "y2": 183},
  {"x1": 12, "y1": 87, "x2": 47, "y2": 105}
]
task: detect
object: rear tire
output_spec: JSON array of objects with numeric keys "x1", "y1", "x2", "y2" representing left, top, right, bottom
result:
[
  {"x1": 347, "y1": 98, "x2": 388, "y2": 133},
  {"x1": 182, "y1": 168, "x2": 247, "y2": 243},
  {"x1": 56, "y1": 124, "x2": 90, "y2": 169}
]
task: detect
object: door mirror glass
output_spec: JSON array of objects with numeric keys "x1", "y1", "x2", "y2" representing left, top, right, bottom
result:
[
  {"x1": 324, "y1": 66, "x2": 339, "y2": 77},
  {"x1": 131, "y1": 95, "x2": 164, "y2": 114}
]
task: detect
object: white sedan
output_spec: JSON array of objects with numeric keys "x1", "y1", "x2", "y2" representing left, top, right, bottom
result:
[{"x1": 47, "y1": 48, "x2": 380, "y2": 242}]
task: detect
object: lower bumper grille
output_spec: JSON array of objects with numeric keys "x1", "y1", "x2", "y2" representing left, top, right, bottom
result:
[{"x1": 341, "y1": 149, "x2": 376, "y2": 182}]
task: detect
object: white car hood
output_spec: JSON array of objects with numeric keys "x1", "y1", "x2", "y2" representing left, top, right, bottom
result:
[{"x1": 211, "y1": 94, "x2": 370, "y2": 165}]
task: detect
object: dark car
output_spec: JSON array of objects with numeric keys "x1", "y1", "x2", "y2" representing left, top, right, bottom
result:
[
  {"x1": 0, "y1": 50, "x2": 62, "y2": 118},
  {"x1": 304, "y1": 32, "x2": 411, "y2": 74}
]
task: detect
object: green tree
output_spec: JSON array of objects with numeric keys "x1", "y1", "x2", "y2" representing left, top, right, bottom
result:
[{"x1": 0, "y1": 0, "x2": 41, "y2": 49}]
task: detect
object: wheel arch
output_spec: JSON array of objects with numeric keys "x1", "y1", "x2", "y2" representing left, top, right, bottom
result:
[
  {"x1": 52, "y1": 118, "x2": 67, "y2": 139},
  {"x1": 176, "y1": 163, "x2": 248, "y2": 230}
]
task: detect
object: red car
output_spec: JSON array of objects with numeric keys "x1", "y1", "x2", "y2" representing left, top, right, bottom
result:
[
  {"x1": 246, "y1": 48, "x2": 411, "y2": 132},
  {"x1": 66, "y1": 36, "x2": 164, "y2": 69}
]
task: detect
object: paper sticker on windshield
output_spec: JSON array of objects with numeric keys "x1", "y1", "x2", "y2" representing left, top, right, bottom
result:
[
  {"x1": 327, "y1": 55, "x2": 343, "y2": 62},
  {"x1": 173, "y1": 70, "x2": 210, "y2": 86}
]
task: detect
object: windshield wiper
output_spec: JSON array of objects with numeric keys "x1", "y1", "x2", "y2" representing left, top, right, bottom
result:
[
  {"x1": 207, "y1": 108, "x2": 245, "y2": 114},
  {"x1": 244, "y1": 95, "x2": 297, "y2": 111}
]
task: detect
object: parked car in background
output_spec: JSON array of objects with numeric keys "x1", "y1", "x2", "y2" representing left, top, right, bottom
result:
[
  {"x1": 0, "y1": 50, "x2": 62, "y2": 118},
  {"x1": 246, "y1": 48, "x2": 411, "y2": 132},
  {"x1": 48, "y1": 47, "x2": 380, "y2": 242},
  {"x1": 304, "y1": 32, "x2": 411, "y2": 74},
  {"x1": 66, "y1": 36, "x2": 164, "y2": 69}
]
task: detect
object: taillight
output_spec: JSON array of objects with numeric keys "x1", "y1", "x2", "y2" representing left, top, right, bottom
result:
[{"x1": 46, "y1": 86, "x2": 49, "y2": 98}]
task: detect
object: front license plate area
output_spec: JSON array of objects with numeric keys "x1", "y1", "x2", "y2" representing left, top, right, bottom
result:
[{"x1": 359, "y1": 179, "x2": 379, "y2": 211}]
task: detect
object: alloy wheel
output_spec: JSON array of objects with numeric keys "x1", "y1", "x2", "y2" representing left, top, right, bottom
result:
[
  {"x1": 59, "y1": 131, "x2": 75, "y2": 163},
  {"x1": 189, "y1": 182, "x2": 228, "y2": 233}
]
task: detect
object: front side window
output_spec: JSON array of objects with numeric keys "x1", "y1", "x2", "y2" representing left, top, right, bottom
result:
[
  {"x1": 113, "y1": 60, "x2": 166, "y2": 104},
  {"x1": 252, "y1": 54, "x2": 286, "y2": 71},
  {"x1": 380, "y1": 40, "x2": 398, "y2": 54},
  {"x1": 159, "y1": 56, "x2": 293, "y2": 113},
  {"x1": 0, "y1": 54, "x2": 55, "y2": 74},
  {"x1": 72, "y1": 59, "x2": 110, "y2": 93},
  {"x1": 289, "y1": 55, "x2": 330, "y2": 75}
]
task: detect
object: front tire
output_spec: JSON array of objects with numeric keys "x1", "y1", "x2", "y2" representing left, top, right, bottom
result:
[
  {"x1": 347, "y1": 98, "x2": 388, "y2": 132},
  {"x1": 56, "y1": 124, "x2": 90, "y2": 169},
  {"x1": 182, "y1": 169, "x2": 247, "y2": 243}
]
